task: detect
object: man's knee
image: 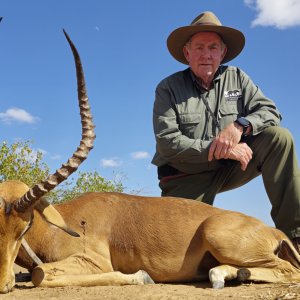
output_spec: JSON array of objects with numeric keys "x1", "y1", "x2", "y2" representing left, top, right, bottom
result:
[
  {"x1": 260, "y1": 126, "x2": 294, "y2": 149},
  {"x1": 247, "y1": 127, "x2": 295, "y2": 163}
]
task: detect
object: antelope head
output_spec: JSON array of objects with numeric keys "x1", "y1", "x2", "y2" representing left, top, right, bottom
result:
[{"x1": 0, "y1": 30, "x2": 95, "y2": 293}]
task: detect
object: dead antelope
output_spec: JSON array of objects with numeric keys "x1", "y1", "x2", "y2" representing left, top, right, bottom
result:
[{"x1": 0, "y1": 32, "x2": 300, "y2": 294}]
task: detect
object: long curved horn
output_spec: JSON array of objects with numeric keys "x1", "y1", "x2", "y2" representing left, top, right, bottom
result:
[{"x1": 14, "y1": 30, "x2": 96, "y2": 213}]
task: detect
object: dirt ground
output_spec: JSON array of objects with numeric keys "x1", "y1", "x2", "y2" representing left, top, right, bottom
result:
[{"x1": 2, "y1": 271, "x2": 300, "y2": 300}]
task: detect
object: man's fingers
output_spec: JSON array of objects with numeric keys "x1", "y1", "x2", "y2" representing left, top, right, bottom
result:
[
  {"x1": 240, "y1": 147, "x2": 252, "y2": 171},
  {"x1": 210, "y1": 138, "x2": 233, "y2": 160},
  {"x1": 214, "y1": 144, "x2": 222, "y2": 160},
  {"x1": 245, "y1": 147, "x2": 253, "y2": 161},
  {"x1": 208, "y1": 141, "x2": 216, "y2": 161},
  {"x1": 222, "y1": 142, "x2": 233, "y2": 159},
  {"x1": 226, "y1": 142, "x2": 253, "y2": 171},
  {"x1": 216, "y1": 145, "x2": 231, "y2": 160},
  {"x1": 241, "y1": 163, "x2": 246, "y2": 171}
]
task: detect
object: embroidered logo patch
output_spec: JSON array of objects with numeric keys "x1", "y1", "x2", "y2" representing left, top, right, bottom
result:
[{"x1": 224, "y1": 89, "x2": 242, "y2": 101}]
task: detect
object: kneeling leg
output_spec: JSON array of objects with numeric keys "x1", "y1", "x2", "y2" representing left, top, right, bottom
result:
[
  {"x1": 209, "y1": 265, "x2": 240, "y2": 289},
  {"x1": 31, "y1": 253, "x2": 154, "y2": 287}
]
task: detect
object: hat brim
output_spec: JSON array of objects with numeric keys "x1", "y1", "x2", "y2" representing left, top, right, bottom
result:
[{"x1": 167, "y1": 25, "x2": 245, "y2": 64}]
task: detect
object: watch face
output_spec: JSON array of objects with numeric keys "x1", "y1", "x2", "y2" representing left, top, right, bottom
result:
[{"x1": 238, "y1": 118, "x2": 250, "y2": 127}]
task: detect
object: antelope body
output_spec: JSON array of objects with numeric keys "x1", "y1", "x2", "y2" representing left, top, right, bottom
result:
[
  {"x1": 2, "y1": 184, "x2": 300, "y2": 292},
  {"x1": 0, "y1": 30, "x2": 299, "y2": 294}
]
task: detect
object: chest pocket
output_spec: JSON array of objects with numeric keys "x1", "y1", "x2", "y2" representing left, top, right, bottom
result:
[
  {"x1": 219, "y1": 104, "x2": 240, "y2": 129},
  {"x1": 219, "y1": 67, "x2": 244, "y2": 129},
  {"x1": 178, "y1": 113, "x2": 202, "y2": 139}
]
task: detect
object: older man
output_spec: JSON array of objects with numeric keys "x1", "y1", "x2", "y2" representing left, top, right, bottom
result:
[{"x1": 152, "y1": 11, "x2": 300, "y2": 251}]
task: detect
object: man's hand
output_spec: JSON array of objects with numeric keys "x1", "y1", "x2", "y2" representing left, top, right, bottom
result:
[
  {"x1": 208, "y1": 122, "x2": 243, "y2": 161},
  {"x1": 228, "y1": 143, "x2": 253, "y2": 171}
]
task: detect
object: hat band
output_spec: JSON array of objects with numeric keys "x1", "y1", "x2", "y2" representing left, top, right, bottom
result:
[{"x1": 193, "y1": 21, "x2": 221, "y2": 26}]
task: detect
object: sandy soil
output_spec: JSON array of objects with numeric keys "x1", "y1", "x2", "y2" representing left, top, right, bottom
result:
[{"x1": 2, "y1": 271, "x2": 300, "y2": 300}]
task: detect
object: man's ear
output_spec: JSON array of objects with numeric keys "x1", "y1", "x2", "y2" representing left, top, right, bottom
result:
[
  {"x1": 183, "y1": 46, "x2": 190, "y2": 64},
  {"x1": 34, "y1": 198, "x2": 80, "y2": 237},
  {"x1": 221, "y1": 46, "x2": 227, "y2": 61}
]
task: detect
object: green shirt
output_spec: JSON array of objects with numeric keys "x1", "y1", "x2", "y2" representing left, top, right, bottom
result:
[{"x1": 152, "y1": 66, "x2": 281, "y2": 174}]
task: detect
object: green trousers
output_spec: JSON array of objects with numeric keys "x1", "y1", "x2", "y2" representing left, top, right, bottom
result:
[{"x1": 159, "y1": 127, "x2": 300, "y2": 239}]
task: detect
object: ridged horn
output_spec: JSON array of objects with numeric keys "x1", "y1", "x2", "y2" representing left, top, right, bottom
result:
[{"x1": 14, "y1": 30, "x2": 96, "y2": 213}]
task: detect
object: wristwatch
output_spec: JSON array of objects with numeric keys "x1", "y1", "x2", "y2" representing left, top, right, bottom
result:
[{"x1": 235, "y1": 117, "x2": 250, "y2": 136}]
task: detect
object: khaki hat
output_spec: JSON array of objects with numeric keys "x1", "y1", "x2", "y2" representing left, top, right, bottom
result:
[{"x1": 167, "y1": 11, "x2": 245, "y2": 64}]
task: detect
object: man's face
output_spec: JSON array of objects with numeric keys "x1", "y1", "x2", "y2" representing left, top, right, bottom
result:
[{"x1": 183, "y1": 32, "x2": 227, "y2": 83}]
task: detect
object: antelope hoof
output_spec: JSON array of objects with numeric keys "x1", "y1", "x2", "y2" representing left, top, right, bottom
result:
[
  {"x1": 31, "y1": 266, "x2": 45, "y2": 286},
  {"x1": 212, "y1": 280, "x2": 224, "y2": 289},
  {"x1": 237, "y1": 268, "x2": 251, "y2": 282},
  {"x1": 135, "y1": 270, "x2": 155, "y2": 285}
]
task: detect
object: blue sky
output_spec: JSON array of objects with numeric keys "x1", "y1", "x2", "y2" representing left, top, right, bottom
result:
[{"x1": 1, "y1": 0, "x2": 299, "y2": 226}]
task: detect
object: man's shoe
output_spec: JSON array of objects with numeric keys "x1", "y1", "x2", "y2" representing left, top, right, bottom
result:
[{"x1": 292, "y1": 237, "x2": 300, "y2": 254}]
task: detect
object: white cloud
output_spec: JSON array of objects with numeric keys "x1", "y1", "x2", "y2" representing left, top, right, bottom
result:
[
  {"x1": 245, "y1": 0, "x2": 300, "y2": 29},
  {"x1": 50, "y1": 154, "x2": 62, "y2": 160},
  {"x1": 0, "y1": 107, "x2": 39, "y2": 124},
  {"x1": 100, "y1": 157, "x2": 123, "y2": 168},
  {"x1": 130, "y1": 151, "x2": 150, "y2": 159}
]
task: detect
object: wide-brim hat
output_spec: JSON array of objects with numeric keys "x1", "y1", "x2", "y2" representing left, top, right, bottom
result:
[{"x1": 167, "y1": 11, "x2": 245, "y2": 64}]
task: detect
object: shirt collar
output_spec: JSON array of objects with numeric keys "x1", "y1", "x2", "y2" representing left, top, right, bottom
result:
[{"x1": 189, "y1": 66, "x2": 223, "y2": 90}]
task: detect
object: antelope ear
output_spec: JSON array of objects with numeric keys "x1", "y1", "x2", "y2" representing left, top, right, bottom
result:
[{"x1": 34, "y1": 198, "x2": 80, "y2": 237}]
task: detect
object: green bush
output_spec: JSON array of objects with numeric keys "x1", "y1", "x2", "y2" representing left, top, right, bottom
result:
[
  {"x1": 0, "y1": 140, "x2": 49, "y2": 187},
  {"x1": 0, "y1": 141, "x2": 124, "y2": 203}
]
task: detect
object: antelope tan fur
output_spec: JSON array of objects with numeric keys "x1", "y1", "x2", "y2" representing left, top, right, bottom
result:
[
  {"x1": 0, "y1": 34, "x2": 300, "y2": 294},
  {"x1": 10, "y1": 189, "x2": 300, "y2": 292}
]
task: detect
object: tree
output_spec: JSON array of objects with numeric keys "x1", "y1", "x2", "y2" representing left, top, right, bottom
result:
[
  {"x1": 0, "y1": 140, "x2": 49, "y2": 187},
  {"x1": 0, "y1": 141, "x2": 124, "y2": 203},
  {"x1": 49, "y1": 171, "x2": 124, "y2": 203}
]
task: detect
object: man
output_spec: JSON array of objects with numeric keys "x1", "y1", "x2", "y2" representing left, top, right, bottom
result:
[{"x1": 152, "y1": 11, "x2": 300, "y2": 251}]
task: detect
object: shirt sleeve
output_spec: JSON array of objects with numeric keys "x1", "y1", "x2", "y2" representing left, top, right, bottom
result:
[
  {"x1": 240, "y1": 69, "x2": 282, "y2": 135},
  {"x1": 153, "y1": 81, "x2": 211, "y2": 167}
]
